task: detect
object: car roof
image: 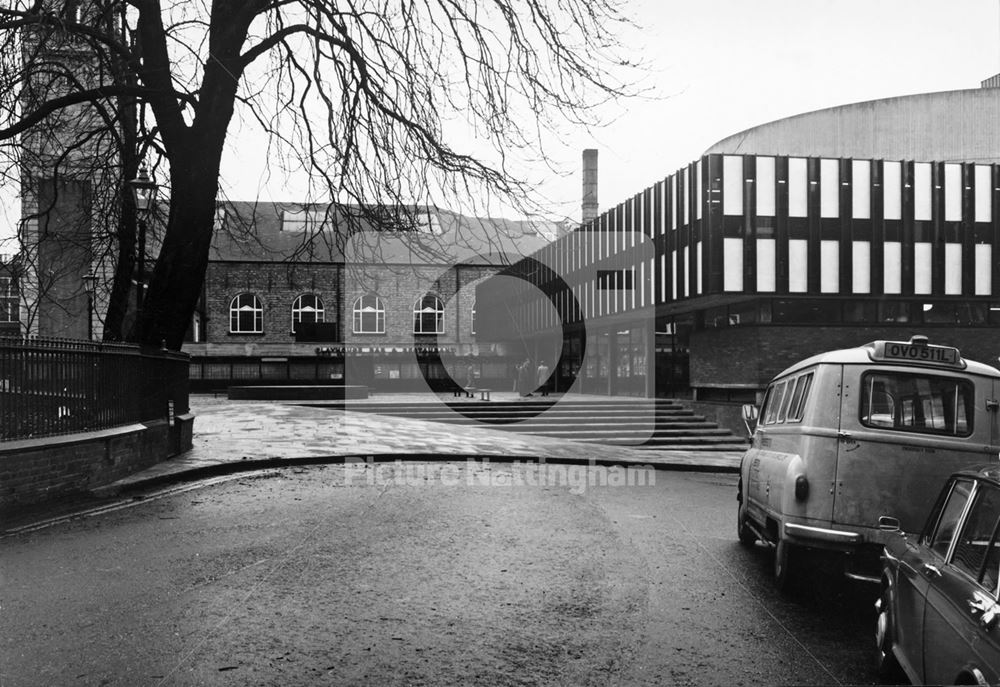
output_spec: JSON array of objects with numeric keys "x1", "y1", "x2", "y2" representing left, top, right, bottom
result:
[{"x1": 775, "y1": 337, "x2": 1000, "y2": 380}]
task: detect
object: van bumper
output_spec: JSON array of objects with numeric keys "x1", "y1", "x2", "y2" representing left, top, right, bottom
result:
[{"x1": 784, "y1": 522, "x2": 862, "y2": 544}]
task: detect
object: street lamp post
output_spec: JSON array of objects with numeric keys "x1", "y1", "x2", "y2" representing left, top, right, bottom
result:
[
  {"x1": 128, "y1": 166, "x2": 158, "y2": 340},
  {"x1": 82, "y1": 272, "x2": 99, "y2": 340}
]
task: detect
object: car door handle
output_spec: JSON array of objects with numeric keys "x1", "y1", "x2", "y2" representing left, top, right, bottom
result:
[{"x1": 923, "y1": 563, "x2": 942, "y2": 577}]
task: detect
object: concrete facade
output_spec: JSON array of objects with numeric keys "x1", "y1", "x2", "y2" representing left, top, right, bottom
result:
[{"x1": 481, "y1": 85, "x2": 1000, "y2": 400}]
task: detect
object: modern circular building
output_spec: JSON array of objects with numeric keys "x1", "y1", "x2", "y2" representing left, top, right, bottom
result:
[
  {"x1": 477, "y1": 84, "x2": 1000, "y2": 424},
  {"x1": 706, "y1": 87, "x2": 1000, "y2": 163}
]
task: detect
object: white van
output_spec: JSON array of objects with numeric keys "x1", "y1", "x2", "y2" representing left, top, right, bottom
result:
[{"x1": 737, "y1": 335, "x2": 1000, "y2": 588}]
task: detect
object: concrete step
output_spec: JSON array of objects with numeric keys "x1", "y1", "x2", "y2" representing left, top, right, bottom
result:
[
  {"x1": 336, "y1": 398, "x2": 745, "y2": 451},
  {"x1": 359, "y1": 414, "x2": 707, "y2": 427}
]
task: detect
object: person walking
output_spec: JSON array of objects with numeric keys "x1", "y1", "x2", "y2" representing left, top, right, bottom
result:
[
  {"x1": 536, "y1": 360, "x2": 550, "y2": 396},
  {"x1": 517, "y1": 357, "x2": 534, "y2": 397}
]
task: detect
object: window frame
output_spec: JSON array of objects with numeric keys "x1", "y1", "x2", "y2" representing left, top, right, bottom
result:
[
  {"x1": 949, "y1": 482, "x2": 1000, "y2": 591},
  {"x1": 353, "y1": 294, "x2": 385, "y2": 335},
  {"x1": 858, "y1": 371, "x2": 974, "y2": 437},
  {"x1": 412, "y1": 294, "x2": 445, "y2": 334},
  {"x1": 785, "y1": 372, "x2": 813, "y2": 422},
  {"x1": 291, "y1": 293, "x2": 325, "y2": 333},
  {"x1": 762, "y1": 381, "x2": 787, "y2": 425},
  {"x1": 924, "y1": 478, "x2": 976, "y2": 560},
  {"x1": 229, "y1": 293, "x2": 263, "y2": 334}
]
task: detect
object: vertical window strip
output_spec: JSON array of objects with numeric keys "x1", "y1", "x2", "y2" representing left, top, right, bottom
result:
[
  {"x1": 670, "y1": 176, "x2": 677, "y2": 230},
  {"x1": 975, "y1": 165, "x2": 992, "y2": 223},
  {"x1": 852, "y1": 160, "x2": 871, "y2": 219},
  {"x1": 914, "y1": 162, "x2": 932, "y2": 221},
  {"x1": 884, "y1": 243, "x2": 902, "y2": 293},
  {"x1": 682, "y1": 168, "x2": 689, "y2": 226},
  {"x1": 944, "y1": 163, "x2": 962, "y2": 222},
  {"x1": 723, "y1": 155, "x2": 743, "y2": 216},
  {"x1": 756, "y1": 156, "x2": 776, "y2": 217},
  {"x1": 696, "y1": 159, "x2": 703, "y2": 220},
  {"x1": 820, "y1": 240, "x2": 839, "y2": 292},
  {"x1": 660, "y1": 253, "x2": 667, "y2": 303},
  {"x1": 671, "y1": 252, "x2": 677, "y2": 300},
  {"x1": 723, "y1": 238, "x2": 744, "y2": 291},
  {"x1": 820, "y1": 158, "x2": 839, "y2": 218},
  {"x1": 852, "y1": 242, "x2": 871, "y2": 293},
  {"x1": 788, "y1": 158, "x2": 808, "y2": 218},
  {"x1": 975, "y1": 245, "x2": 992, "y2": 295},
  {"x1": 883, "y1": 161, "x2": 902, "y2": 220},
  {"x1": 945, "y1": 244, "x2": 962, "y2": 295},
  {"x1": 757, "y1": 238, "x2": 776, "y2": 292},
  {"x1": 914, "y1": 244, "x2": 933, "y2": 294},
  {"x1": 788, "y1": 240, "x2": 808, "y2": 292}
]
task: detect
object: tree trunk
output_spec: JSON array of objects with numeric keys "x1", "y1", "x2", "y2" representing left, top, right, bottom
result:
[{"x1": 133, "y1": 149, "x2": 220, "y2": 350}]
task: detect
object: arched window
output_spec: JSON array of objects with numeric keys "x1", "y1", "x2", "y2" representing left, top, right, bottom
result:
[
  {"x1": 230, "y1": 293, "x2": 263, "y2": 333},
  {"x1": 413, "y1": 295, "x2": 444, "y2": 334},
  {"x1": 353, "y1": 294, "x2": 385, "y2": 334},
  {"x1": 291, "y1": 294, "x2": 324, "y2": 333}
]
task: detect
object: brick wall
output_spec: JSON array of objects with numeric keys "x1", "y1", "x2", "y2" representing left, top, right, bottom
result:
[
  {"x1": 691, "y1": 325, "x2": 1000, "y2": 389},
  {"x1": 198, "y1": 261, "x2": 497, "y2": 352},
  {"x1": 343, "y1": 263, "x2": 493, "y2": 346},
  {"x1": 202, "y1": 262, "x2": 343, "y2": 346},
  {"x1": 0, "y1": 420, "x2": 176, "y2": 511}
]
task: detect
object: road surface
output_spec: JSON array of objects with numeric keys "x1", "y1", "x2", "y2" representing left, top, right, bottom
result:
[{"x1": 0, "y1": 460, "x2": 880, "y2": 685}]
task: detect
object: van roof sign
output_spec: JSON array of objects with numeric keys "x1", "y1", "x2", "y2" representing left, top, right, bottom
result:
[{"x1": 867, "y1": 336, "x2": 965, "y2": 369}]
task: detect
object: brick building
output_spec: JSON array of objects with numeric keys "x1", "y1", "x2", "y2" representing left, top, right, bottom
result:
[
  {"x1": 183, "y1": 201, "x2": 556, "y2": 390},
  {"x1": 478, "y1": 86, "x2": 1000, "y2": 404}
]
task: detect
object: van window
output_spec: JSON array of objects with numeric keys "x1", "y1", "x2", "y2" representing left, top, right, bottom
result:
[
  {"x1": 859, "y1": 372, "x2": 974, "y2": 437},
  {"x1": 763, "y1": 381, "x2": 788, "y2": 425},
  {"x1": 785, "y1": 373, "x2": 813, "y2": 422}
]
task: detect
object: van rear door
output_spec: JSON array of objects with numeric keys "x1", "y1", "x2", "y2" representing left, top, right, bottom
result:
[{"x1": 833, "y1": 366, "x2": 991, "y2": 534}]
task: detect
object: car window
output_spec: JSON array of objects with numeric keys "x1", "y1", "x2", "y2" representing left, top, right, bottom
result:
[
  {"x1": 927, "y1": 479, "x2": 974, "y2": 558},
  {"x1": 952, "y1": 484, "x2": 1000, "y2": 586},
  {"x1": 980, "y1": 519, "x2": 1000, "y2": 596}
]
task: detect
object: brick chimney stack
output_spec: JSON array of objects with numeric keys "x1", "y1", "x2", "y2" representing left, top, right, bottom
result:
[{"x1": 581, "y1": 149, "x2": 599, "y2": 224}]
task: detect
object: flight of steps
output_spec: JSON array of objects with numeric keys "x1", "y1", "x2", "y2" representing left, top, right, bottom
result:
[{"x1": 340, "y1": 398, "x2": 749, "y2": 452}]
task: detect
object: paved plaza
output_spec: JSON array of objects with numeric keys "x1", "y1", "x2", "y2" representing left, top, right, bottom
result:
[{"x1": 95, "y1": 392, "x2": 744, "y2": 498}]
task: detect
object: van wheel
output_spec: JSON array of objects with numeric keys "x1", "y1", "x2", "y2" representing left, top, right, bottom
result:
[
  {"x1": 737, "y1": 507, "x2": 757, "y2": 546},
  {"x1": 774, "y1": 540, "x2": 795, "y2": 590}
]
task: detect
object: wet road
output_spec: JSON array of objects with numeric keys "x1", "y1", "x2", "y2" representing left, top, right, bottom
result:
[{"x1": 0, "y1": 461, "x2": 880, "y2": 685}]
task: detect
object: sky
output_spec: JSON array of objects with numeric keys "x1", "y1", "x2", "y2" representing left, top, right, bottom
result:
[
  {"x1": 214, "y1": 0, "x2": 1000, "y2": 225},
  {"x1": 3, "y1": 0, "x2": 1000, "y2": 244}
]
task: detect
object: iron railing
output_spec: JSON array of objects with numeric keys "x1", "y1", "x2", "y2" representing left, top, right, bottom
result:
[{"x1": 0, "y1": 337, "x2": 190, "y2": 442}]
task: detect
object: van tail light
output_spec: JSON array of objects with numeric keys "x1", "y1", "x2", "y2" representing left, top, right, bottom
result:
[{"x1": 794, "y1": 475, "x2": 809, "y2": 501}]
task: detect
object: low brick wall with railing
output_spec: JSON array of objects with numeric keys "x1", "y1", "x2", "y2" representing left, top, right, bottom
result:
[{"x1": 0, "y1": 337, "x2": 193, "y2": 510}]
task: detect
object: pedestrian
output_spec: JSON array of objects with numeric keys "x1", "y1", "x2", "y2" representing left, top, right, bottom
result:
[
  {"x1": 517, "y1": 357, "x2": 534, "y2": 397},
  {"x1": 536, "y1": 360, "x2": 550, "y2": 396}
]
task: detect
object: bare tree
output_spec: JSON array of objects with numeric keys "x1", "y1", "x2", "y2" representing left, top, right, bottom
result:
[{"x1": 0, "y1": 0, "x2": 640, "y2": 349}]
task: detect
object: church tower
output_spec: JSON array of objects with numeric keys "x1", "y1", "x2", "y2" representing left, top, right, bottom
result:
[{"x1": 18, "y1": 1, "x2": 122, "y2": 339}]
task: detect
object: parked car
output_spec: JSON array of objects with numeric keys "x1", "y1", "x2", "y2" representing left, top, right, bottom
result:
[
  {"x1": 876, "y1": 465, "x2": 1000, "y2": 684},
  {"x1": 738, "y1": 335, "x2": 1000, "y2": 589}
]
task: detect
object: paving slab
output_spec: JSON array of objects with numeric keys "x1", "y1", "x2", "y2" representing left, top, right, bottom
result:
[{"x1": 94, "y1": 393, "x2": 744, "y2": 496}]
